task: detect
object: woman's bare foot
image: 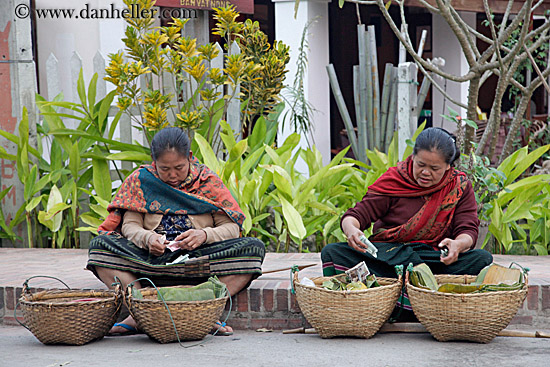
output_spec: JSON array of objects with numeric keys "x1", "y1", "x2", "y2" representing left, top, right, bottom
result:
[
  {"x1": 210, "y1": 321, "x2": 233, "y2": 336},
  {"x1": 108, "y1": 315, "x2": 139, "y2": 336}
]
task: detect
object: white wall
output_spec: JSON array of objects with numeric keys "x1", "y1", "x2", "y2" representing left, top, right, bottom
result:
[
  {"x1": 432, "y1": 11, "x2": 476, "y2": 132},
  {"x1": 274, "y1": 0, "x2": 331, "y2": 171},
  {"x1": 35, "y1": 0, "x2": 126, "y2": 101}
]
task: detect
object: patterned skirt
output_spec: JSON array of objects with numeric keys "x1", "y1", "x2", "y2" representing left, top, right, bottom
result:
[{"x1": 87, "y1": 235, "x2": 266, "y2": 286}]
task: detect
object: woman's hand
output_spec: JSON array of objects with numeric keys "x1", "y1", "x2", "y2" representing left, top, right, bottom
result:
[
  {"x1": 149, "y1": 234, "x2": 167, "y2": 256},
  {"x1": 174, "y1": 229, "x2": 207, "y2": 251},
  {"x1": 342, "y1": 216, "x2": 369, "y2": 253},
  {"x1": 438, "y1": 234, "x2": 474, "y2": 265}
]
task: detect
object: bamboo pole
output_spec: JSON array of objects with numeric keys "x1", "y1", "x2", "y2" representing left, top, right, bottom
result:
[
  {"x1": 379, "y1": 63, "x2": 393, "y2": 150},
  {"x1": 385, "y1": 66, "x2": 398, "y2": 152},
  {"x1": 368, "y1": 25, "x2": 381, "y2": 150},
  {"x1": 416, "y1": 76, "x2": 431, "y2": 114},
  {"x1": 358, "y1": 25, "x2": 370, "y2": 155},
  {"x1": 327, "y1": 64, "x2": 360, "y2": 159},
  {"x1": 417, "y1": 29, "x2": 427, "y2": 59},
  {"x1": 353, "y1": 66, "x2": 365, "y2": 161}
]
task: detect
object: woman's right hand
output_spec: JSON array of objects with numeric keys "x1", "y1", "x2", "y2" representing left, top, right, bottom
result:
[
  {"x1": 342, "y1": 216, "x2": 368, "y2": 253},
  {"x1": 148, "y1": 234, "x2": 167, "y2": 256}
]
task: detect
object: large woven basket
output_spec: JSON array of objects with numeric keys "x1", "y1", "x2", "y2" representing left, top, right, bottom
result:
[
  {"x1": 407, "y1": 274, "x2": 528, "y2": 343},
  {"x1": 293, "y1": 272, "x2": 402, "y2": 338},
  {"x1": 126, "y1": 286, "x2": 229, "y2": 343},
  {"x1": 19, "y1": 287, "x2": 122, "y2": 345}
]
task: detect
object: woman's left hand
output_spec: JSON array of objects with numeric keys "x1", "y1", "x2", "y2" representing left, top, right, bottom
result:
[{"x1": 174, "y1": 229, "x2": 207, "y2": 251}]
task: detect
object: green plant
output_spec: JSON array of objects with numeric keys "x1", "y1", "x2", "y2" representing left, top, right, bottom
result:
[
  {"x1": 480, "y1": 144, "x2": 550, "y2": 254},
  {"x1": 105, "y1": 1, "x2": 288, "y2": 152},
  {"x1": 237, "y1": 19, "x2": 290, "y2": 135},
  {"x1": 281, "y1": 18, "x2": 317, "y2": 146},
  {"x1": 0, "y1": 70, "x2": 150, "y2": 247},
  {"x1": 194, "y1": 107, "x2": 369, "y2": 252}
]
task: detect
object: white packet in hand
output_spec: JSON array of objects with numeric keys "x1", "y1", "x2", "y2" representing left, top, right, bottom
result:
[{"x1": 359, "y1": 235, "x2": 378, "y2": 258}]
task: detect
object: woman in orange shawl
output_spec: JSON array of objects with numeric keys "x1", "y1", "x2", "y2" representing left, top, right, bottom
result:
[{"x1": 87, "y1": 127, "x2": 265, "y2": 335}]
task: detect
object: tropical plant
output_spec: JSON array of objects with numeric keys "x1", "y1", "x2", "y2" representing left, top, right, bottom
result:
[
  {"x1": 237, "y1": 19, "x2": 290, "y2": 135},
  {"x1": 105, "y1": 1, "x2": 289, "y2": 152},
  {"x1": 0, "y1": 70, "x2": 150, "y2": 248},
  {"x1": 480, "y1": 144, "x2": 550, "y2": 255}
]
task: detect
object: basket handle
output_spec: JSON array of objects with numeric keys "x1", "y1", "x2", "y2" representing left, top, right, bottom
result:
[
  {"x1": 16, "y1": 275, "x2": 71, "y2": 332},
  {"x1": 290, "y1": 265, "x2": 300, "y2": 295},
  {"x1": 21, "y1": 275, "x2": 70, "y2": 294},
  {"x1": 509, "y1": 262, "x2": 529, "y2": 285}
]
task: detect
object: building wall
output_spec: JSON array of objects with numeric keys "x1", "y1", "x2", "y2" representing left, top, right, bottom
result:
[
  {"x1": 432, "y1": 11, "x2": 476, "y2": 132},
  {"x1": 35, "y1": 0, "x2": 126, "y2": 101}
]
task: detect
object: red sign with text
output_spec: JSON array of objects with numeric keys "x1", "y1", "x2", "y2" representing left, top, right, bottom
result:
[{"x1": 155, "y1": 0, "x2": 254, "y2": 14}]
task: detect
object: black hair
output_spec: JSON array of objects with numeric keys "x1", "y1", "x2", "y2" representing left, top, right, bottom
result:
[
  {"x1": 413, "y1": 127, "x2": 460, "y2": 166},
  {"x1": 150, "y1": 127, "x2": 190, "y2": 161}
]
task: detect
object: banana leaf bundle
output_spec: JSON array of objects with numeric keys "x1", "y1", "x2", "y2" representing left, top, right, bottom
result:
[
  {"x1": 409, "y1": 263, "x2": 438, "y2": 291},
  {"x1": 409, "y1": 263, "x2": 527, "y2": 294},
  {"x1": 132, "y1": 277, "x2": 228, "y2": 302}
]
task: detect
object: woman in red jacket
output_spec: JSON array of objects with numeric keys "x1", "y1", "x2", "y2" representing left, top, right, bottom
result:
[{"x1": 322, "y1": 127, "x2": 492, "y2": 278}]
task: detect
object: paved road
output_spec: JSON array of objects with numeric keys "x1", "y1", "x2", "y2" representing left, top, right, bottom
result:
[{"x1": 1, "y1": 325, "x2": 548, "y2": 367}]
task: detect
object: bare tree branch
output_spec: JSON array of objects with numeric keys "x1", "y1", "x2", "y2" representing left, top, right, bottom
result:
[
  {"x1": 414, "y1": 0, "x2": 440, "y2": 13},
  {"x1": 435, "y1": 0, "x2": 477, "y2": 66},
  {"x1": 498, "y1": 0, "x2": 515, "y2": 39},
  {"x1": 524, "y1": 44, "x2": 550, "y2": 94},
  {"x1": 447, "y1": 5, "x2": 481, "y2": 59},
  {"x1": 478, "y1": 0, "x2": 531, "y2": 65},
  {"x1": 500, "y1": 61, "x2": 550, "y2": 160},
  {"x1": 484, "y1": 0, "x2": 505, "y2": 72}
]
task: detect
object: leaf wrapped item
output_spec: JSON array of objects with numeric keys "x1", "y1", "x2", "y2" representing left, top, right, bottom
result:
[
  {"x1": 410, "y1": 263, "x2": 527, "y2": 294},
  {"x1": 409, "y1": 263, "x2": 438, "y2": 291},
  {"x1": 133, "y1": 277, "x2": 228, "y2": 302},
  {"x1": 472, "y1": 263, "x2": 524, "y2": 286}
]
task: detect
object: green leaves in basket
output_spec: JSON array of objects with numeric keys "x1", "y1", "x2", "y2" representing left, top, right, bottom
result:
[
  {"x1": 364, "y1": 274, "x2": 380, "y2": 288},
  {"x1": 156, "y1": 276, "x2": 227, "y2": 301},
  {"x1": 321, "y1": 278, "x2": 347, "y2": 291},
  {"x1": 345, "y1": 281, "x2": 368, "y2": 290},
  {"x1": 158, "y1": 287, "x2": 215, "y2": 301},
  {"x1": 410, "y1": 263, "x2": 438, "y2": 291},
  {"x1": 321, "y1": 274, "x2": 380, "y2": 291},
  {"x1": 132, "y1": 287, "x2": 143, "y2": 300},
  {"x1": 479, "y1": 283, "x2": 524, "y2": 292},
  {"x1": 437, "y1": 284, "x2": 483, "y2": 293}
]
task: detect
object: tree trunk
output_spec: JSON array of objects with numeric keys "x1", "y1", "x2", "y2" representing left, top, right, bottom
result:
[
  {"x1": 500, "y1": 92, "x2": 530, "y2": 161},
  {"x1": 464, "y1": 77, "x2": 480, "y2": 150}
]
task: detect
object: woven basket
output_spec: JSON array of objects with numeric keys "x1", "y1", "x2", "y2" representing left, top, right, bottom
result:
[
  {"x1": 127, "y1": 286, "x2": 229, "y2": 343},
  {"x1": 293, "y1": 273, "x2": 402, "y2": 338},
  {"x1": 19, "y1": 287, "x2": 122, "y2": 345},
  {"x1": 407, "y1": 274, "x2": 528, "y2": 343}
]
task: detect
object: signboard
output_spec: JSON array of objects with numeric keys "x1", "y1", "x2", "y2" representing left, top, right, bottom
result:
[{"x1": 155, "y1": 0, "x2": 254, "y2": 15}]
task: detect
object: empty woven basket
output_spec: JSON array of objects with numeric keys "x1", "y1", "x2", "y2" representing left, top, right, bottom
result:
[
  {"x1": 293, "y1": 272, "x2": 402, "y2": 338},
  {"x1": 126, "y1": 286, "x2": 229, "y2": 343},
  {"x1": 407, "y1": 274, "x2": 528, "y2": 343},
  {"x1": 19, "y1": 287, "x2": 122, "y2": 345}
]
